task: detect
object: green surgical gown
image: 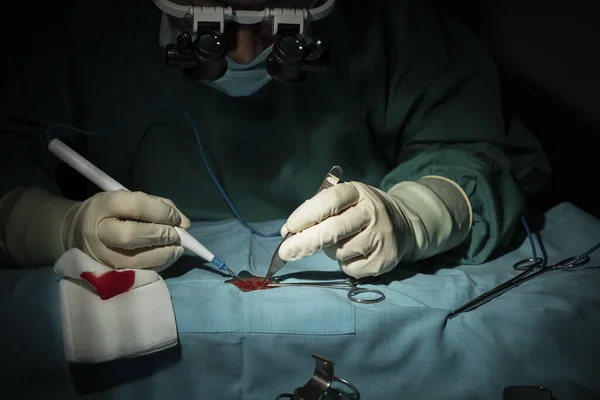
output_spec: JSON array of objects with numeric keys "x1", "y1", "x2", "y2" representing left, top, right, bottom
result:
[{"x1": 0, "y1": 0, "x2": 551, "y2": 264}]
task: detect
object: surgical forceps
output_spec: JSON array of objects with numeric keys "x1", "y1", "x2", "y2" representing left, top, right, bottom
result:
[
  {"x1": 447, "y1": 217, "x2": 600, "y2": 320},
  {"x1": 267, "y1": 277, "x2": 386, "y2": 304},
  {"x1": 263, "y1": 166, "x2": 344, "y2": 284}
]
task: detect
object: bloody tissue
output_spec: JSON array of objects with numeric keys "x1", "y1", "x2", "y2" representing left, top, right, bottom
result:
[
  {"x1": 227, "y1": 277, "x2": 275, "y2": 293},
  {"x1": 80, "y1": 270, "x2": 136, "y2": 300}
]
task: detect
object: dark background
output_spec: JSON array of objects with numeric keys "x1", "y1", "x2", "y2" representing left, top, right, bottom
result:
[
  {"x1": 437, "y1": 0, "x2": 600, "y2": 218},
  {"x1": 5, "y1": 0, "x2": 600, "y2": 218}
]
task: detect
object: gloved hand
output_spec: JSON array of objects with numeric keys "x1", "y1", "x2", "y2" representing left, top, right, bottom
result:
[
  {"x1": 278, "y1": 177, "x2": 473, "y2": 278},
  {"x1": 0, "y1": 188, "x2": 190, "y2": 271},
  {"x1": 63, "y1": 190, "x2": 191, "y2": 270}
]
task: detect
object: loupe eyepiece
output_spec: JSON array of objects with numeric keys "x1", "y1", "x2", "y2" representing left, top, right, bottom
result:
[
  {"x1": 267, "y1": 34, "x2": 331, "y2": 84},
  {"x1": 165, "y1": 30, "x2": 228, "y2": 83},
  {"x1": 267, "y1": 33, "x2": 308, "y2": 84},
  {"x1": 193, "y1": 30, "x2": 227, "y2": 61},
  {"x1": 274, "y1": 34, "x2": 309, "y2": 64}
]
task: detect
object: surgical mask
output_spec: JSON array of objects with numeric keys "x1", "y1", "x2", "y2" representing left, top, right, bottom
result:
[{"x1": 205, "y1": 46, "x2": 273, "y2": 97}]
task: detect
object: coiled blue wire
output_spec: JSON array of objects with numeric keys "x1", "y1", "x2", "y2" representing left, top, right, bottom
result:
[{"x1": 44, "y1": 103, "x2": 280, "y2": 237}]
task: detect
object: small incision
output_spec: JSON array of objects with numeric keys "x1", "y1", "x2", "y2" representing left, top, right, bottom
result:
[{"x1": 226, "y1": 277, "x2": 275, "y2": 293}]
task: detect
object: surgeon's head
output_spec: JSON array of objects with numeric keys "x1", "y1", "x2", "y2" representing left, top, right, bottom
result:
[
  {"x1": 169, "y1": 1, "x2": 319, "y2": 64},
  {"x1": 160, "y1": 0, "x2": 331, "y2": 96}
]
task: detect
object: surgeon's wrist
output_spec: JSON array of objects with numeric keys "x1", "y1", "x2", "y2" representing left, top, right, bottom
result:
[
  {"x1": 1, "y1": 188, "x2": 78, "y2": 267},
  {"x1": 387, "y1": 176, "x2": 472, "y2": 261},
  {"x1": 416, "y1": 175, "x2": 473, "y2": 233}
]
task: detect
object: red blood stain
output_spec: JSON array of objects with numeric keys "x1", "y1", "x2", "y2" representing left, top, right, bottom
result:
[
  {"x1": 80, "y1": 270, "x2": 136, "y2": 300},
  {"x1": 227, "y1": 277, "x2": 274, "y2": 293}
]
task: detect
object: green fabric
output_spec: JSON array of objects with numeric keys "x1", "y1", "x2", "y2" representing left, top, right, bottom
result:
[{"x1": 0, "y1": 0, "x2": 550, "y2": 264}]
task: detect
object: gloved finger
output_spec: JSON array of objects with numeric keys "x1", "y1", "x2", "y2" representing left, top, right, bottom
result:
[
  {"x1": 339, "y1": 256, "x2": 374, "y2": 279},
  {"x1": 97, "y1": 218, "x2": 180, "y2": 250},
  {"x1": 283, "y1": 183, "x2": 361, "y2": 236},
  {"x1": 153, "y1": 196, "x2": 191, "y2": 229},
  {"x1": 279, "y1": 205, "x2": 369, "y2": 261},
  {"x1": 323, "y1": 231, "x2": 375, "y2": 263},
  {"x1": 341, "y1": 253, "x2": 397, "y2": 279},
  {"x1": 102, "y1": 190, "x2": 186, "y2": 227},
  {"x1": 95, "y1": 244, "x2": 185, "y2": 270}
]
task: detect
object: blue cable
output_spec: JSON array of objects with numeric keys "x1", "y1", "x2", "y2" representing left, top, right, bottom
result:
[
  {"x1": 44, "y1": 104, "x2": 280, "y2": 237},
  {"x1": 520, "y1": 216, "x2": 539, "y2": 262},
  {"x1": 520, "y1": 215, "x2": 600, "y2": 264},
  {"x1": 47, "y1": 104, "x2": 600, "y2": 256}
]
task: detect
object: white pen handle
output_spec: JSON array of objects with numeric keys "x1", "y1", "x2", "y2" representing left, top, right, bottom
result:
[{"x1": 47, "y1": 139, "x2": 218, "y2": 264}]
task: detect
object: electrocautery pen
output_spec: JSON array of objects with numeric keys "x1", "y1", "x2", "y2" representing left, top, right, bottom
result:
[{"x1": 48, "y1": 138, "x2": 242, "y2": 280}]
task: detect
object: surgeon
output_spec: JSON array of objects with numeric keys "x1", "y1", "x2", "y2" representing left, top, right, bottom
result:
[{"x1": 0, "y1": 0, "x2": 550, "y2": 278}]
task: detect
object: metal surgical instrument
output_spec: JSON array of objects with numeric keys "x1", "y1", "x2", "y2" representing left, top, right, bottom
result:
[
  {"x1": 263, "y1": 166, "x2": 344, "y2": 284},
  {"x1": 267, "y1": 277, "x2": 386, "y2": 304},
  {"x1": 447, "y1": 216, "x2": 600, "y2": 320},
  {"x1": 276, "y1": 353, "x2": 360, "y2": 400}
]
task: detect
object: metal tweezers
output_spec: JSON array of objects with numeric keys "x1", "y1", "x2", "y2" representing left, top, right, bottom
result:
[{"x1": 263, "y1": 166, "x2": 344, "y2": 284}]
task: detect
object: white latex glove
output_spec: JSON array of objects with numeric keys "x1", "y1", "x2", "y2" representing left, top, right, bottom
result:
[
  {"x1": 278, "y1": 177, "x2": 473, "y2": 278},
  {"x1": 64, "y1": 190, "x2": 191, "y2": 270},
  {"x1": 0, "y1": 188, "x2": 190, "y2": 270}
]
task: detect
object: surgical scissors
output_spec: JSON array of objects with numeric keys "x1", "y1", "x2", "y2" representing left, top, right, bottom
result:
[
  {"x1": 447, "y1": 216, "x2": 600, "y2": 319},
  {"x1": 267, "y1": 277, "x2": 386, "y2": 304}
]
